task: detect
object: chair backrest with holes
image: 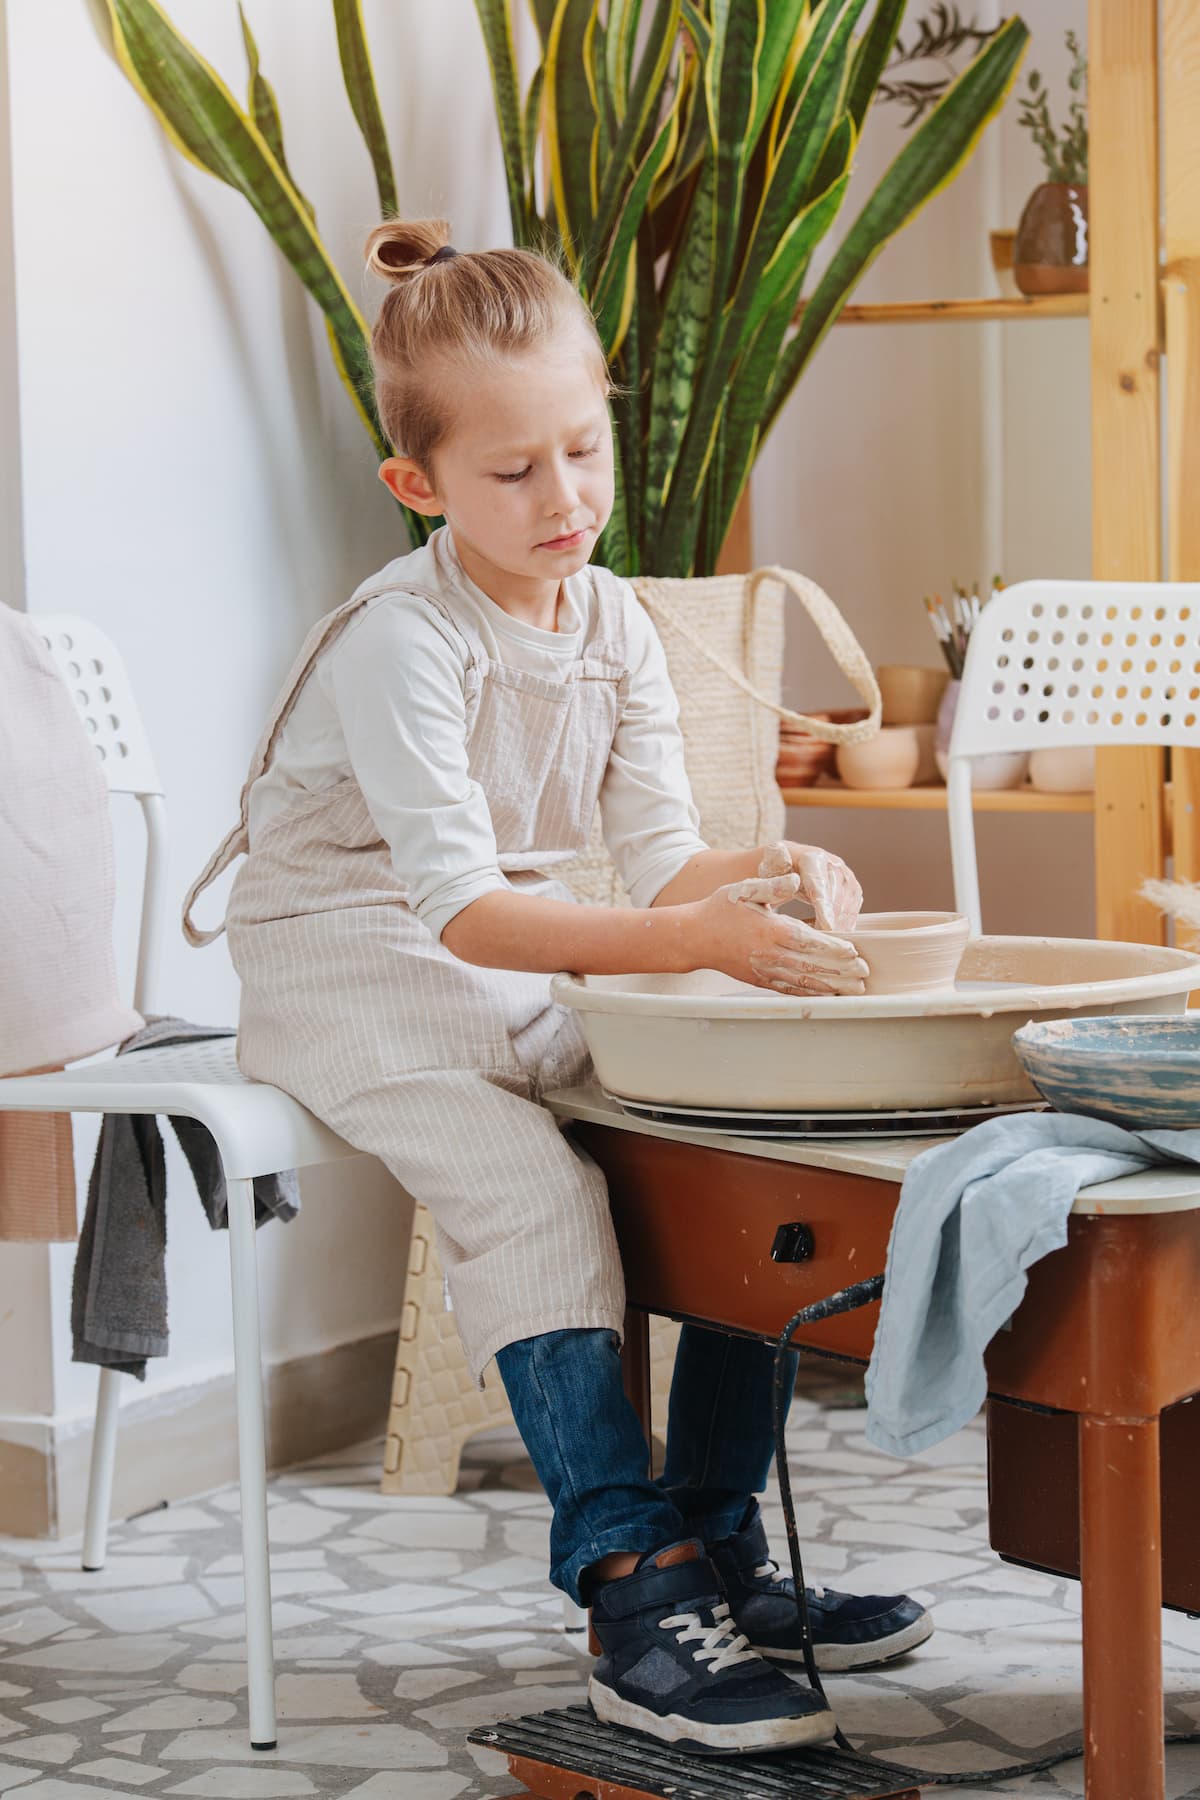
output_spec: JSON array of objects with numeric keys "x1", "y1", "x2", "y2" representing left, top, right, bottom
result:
[
  {"x1": 950, "y1": 579, "x2": 1200, "y2": 758},
  {"x1": 34, "y1": 614, "x2": 162, "y2": 798},
  {"x1": 946, "y1": 579, "x2": 1200, "y2": 935}
]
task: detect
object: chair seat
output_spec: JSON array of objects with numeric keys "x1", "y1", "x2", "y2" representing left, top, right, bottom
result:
[{"x1": 0, "y1": 1040, "x2": 359, "y2": 1180}]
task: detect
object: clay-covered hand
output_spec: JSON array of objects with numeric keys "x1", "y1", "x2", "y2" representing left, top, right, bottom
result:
[
  {"x1": 694, "y1": 873, "x2": 868, "y2": 997},
  {"x1": 757, "y1": 840, "x2": 863, "y2": 933}
]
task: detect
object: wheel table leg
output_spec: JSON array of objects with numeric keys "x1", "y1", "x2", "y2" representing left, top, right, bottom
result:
[{"x1": 1079, "y1": 1413, "x2": 1163, "y2": 1800}]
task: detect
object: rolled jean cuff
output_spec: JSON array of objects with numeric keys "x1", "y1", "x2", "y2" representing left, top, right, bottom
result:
[
  {"x1": 661, "y1": 1487, "x2": 752, "y2": 1547},
  {"x1": 553, "y1": 1518, "x2": 685, "y2": 1608}
]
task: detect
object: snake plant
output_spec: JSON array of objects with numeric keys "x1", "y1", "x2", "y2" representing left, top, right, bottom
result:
[{"x1": 99, "y1": 0, "x2": 1028, "y2": 576}]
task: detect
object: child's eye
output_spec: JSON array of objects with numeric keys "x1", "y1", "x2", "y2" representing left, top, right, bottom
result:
[
  {"x1": 495, "y1": 467, "x2": 531, "y2": 483},
  {"x1": 569, "y1": 441, "x2": 601, "y2": 459}
]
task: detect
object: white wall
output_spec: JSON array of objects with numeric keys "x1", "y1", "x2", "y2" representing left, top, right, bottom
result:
[
  {"x1": 2, "y1": 0, "x2": 517, "y2": 1435},
  {"x1": 757, "y1": 0, "x2": 1093, "y2": 937}
]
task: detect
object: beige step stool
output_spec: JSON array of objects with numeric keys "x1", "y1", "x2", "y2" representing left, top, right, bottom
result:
[{"x1": 382, "y1": 1200, "x2": 678, "y2": 1494}]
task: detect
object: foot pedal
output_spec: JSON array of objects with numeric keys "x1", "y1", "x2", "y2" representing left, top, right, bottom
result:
[{"x1": 469, "y1": 1704, "x2": 921, "y2": 1799}]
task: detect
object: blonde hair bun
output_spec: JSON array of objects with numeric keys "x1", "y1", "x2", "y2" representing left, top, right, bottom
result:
[{"x1": 365, "y1": 218, "x2": 452, "y2": 282}]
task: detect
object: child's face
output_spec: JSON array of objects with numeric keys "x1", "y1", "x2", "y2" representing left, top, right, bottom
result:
[{"x1": 381, "y1": 326, "x2": 614, "y2": 605}]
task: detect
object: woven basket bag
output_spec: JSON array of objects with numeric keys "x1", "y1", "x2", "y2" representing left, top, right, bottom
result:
[{"x1": 559, "y1": 564, "x2": 882, "y2": 905}]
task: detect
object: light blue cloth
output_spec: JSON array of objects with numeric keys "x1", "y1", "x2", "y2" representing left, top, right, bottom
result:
[{"x1": 864, "y1": 1112, "x2": 1200, "y2": 1458}]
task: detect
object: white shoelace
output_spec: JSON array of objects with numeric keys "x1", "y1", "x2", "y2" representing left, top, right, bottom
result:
[
  {"x1": 753, "y1": 1559, "x2": 826, "y2": 1600},
  {"x1": 659, "y1": 1601, "x2": 760, "y2": 1673}
]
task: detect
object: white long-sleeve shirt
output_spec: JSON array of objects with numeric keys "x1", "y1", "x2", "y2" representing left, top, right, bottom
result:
[{"x1": 248, "y1": 531, "x2": 707, "y2": 940}]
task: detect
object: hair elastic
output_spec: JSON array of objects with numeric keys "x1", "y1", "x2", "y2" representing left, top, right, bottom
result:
[{"x1": 428, "y1": 244, "x2": 459, "y2": 264}]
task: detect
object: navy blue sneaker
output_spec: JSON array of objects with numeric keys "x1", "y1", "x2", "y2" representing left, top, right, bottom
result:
[
  {"x1": 588, "y1": 1539, "x2": 836, "y2": 1755},
  {"x1": 709, "y1": 1503, "x2": 933, "y2": 1672}
]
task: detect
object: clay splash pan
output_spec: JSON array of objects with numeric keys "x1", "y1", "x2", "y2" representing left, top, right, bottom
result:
[{"x1": 550, "y1": 936, "x2": 1200, "y2": 1113}]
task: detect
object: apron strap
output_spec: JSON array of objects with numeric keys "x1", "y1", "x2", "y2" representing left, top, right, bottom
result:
[{"x1": 181, "y1": 580, "x2": 460, "y2": 947}]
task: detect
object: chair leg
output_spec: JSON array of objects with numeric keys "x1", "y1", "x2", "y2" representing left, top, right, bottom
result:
[
  {"x1": 226, "y1": 1173, "x2": 277, "y2": 1751},
  {"x1": 562, "y1": 1596, "x2": 588, "y2": 1634},
  {"x1": 81, "y1": 1367, "x2": 122, "y2": 1571}
]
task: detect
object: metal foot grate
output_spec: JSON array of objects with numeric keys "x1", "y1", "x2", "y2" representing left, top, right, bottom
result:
[{"x1": 469, "y1": 1705, "x2": 921, "y2": 1800}]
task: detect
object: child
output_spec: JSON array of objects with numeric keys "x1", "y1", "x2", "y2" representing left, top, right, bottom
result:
[{"x1": 182, "y1": 221, "x2": 931, "y2": 1756}]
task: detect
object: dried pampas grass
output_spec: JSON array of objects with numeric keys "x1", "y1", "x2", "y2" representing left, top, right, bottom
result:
[{"x1": 1141, "y1": 878, "x2": 1200, "y2": 931}]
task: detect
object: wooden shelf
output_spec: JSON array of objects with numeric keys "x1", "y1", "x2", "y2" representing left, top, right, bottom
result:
[
  {"x1": 796, "y1": 294, "x2": 1089, "y2": 326},
  {"x1": 780, "y1": 782, "x2": 1095, "y2": 813}
]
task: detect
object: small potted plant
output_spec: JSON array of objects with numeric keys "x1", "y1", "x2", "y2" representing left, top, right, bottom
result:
[{"x1": 1013, "y1": 31, "x2": 1088, "y2": 295}]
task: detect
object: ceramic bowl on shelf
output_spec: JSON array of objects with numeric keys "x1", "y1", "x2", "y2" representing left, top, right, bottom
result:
[
  {"x1": 1013, "y1": 1014, "x2": 1200, "y2": 1129},
  {"x1": 934, "y1": 747, "x2": 1031, "y2": 789},
  {"x1": 845, "y1": 911, "x2": 971, "y2": 996},
  {"x1": 836, "y1": 726, "x2": 920, "y2": 791},
  {"x1": 1029, "y1": 746, "x2": 1095, "y2": 793}
]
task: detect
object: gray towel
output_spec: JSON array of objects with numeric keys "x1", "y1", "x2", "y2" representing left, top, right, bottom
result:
[
  {"x1": 863, "y1": 1111, "x2": 1200, "y2": 1458},
  {"x1": 71, "y1": 1016, "x2": 300, "y2": 1378}
]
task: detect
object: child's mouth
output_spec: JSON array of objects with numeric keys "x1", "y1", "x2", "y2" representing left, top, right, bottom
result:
[{"x1": 537, "y1": 527, "x2": 589, "y2": 551}]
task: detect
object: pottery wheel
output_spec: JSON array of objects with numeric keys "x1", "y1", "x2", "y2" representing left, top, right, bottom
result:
[{"x1": 605, "y1": 1092, "x2": 1047, "y2": 1139}]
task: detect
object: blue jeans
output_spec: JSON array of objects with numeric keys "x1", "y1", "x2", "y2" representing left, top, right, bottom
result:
[{"x1": 494, "y1": 1325, "x2": 799, "y2": 1605}]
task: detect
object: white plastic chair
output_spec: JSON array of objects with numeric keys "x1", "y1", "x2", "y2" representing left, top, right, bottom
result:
[
  {"x1": 947, "y1": 579, "x2": 1200, "y2": 932},
  {"x1": 0, "y1": 614, "x2": 362, "y2": 1751}
]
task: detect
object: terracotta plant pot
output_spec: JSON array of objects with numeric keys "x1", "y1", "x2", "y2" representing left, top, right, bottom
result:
[
  {"x1": 776, "y1": 708, "x2": 868, "y2": 787},
  {"x1": 1014, "y1": 182, "x2": 1089, "y2": 295}
]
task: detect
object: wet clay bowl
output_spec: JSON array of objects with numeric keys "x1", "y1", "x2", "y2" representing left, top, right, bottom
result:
[
  {"x1": 846, "y1": 911, "x2": 971, "y2": 997},
  {"x1": 1013, "y1": 1014, "x2": 1200, "y2": 1130}
]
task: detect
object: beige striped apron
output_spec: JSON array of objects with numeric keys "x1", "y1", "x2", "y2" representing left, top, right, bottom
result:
[{"x1": 183, "y1": 570, "x2": 630, "y2": 1380}]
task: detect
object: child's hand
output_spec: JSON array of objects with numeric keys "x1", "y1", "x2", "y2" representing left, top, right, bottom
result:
[
  {"x1": 691, "y1": 874, "x2": 868, "y2": 996},
  {"x1": 757, "y1": 840, "x2": 862, "y2": 933}
]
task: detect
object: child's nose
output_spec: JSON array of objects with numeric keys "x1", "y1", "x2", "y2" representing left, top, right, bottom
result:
[{"x1": 546, "y1": 459, "x2": 581, "y2": 514}]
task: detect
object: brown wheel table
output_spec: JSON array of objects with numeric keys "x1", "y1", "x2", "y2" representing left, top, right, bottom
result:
[{"x1": 546, "y1": 1086, "x2": 1200, "y2": 1800}]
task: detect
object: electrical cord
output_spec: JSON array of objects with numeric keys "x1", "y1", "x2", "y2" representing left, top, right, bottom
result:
[{"x1": 771, "y1": 1280, "x2": 1200, "y2": 1786}]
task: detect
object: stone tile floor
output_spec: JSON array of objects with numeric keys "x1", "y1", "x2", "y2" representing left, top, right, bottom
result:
[{"x1": 0, "y1": 1361, "x2": 1198, "y2": 1798}]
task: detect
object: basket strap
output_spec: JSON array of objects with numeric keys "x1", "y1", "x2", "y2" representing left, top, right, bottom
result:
[{"x1": 635, "y1": 566, "x2": 880, "y2": 744}]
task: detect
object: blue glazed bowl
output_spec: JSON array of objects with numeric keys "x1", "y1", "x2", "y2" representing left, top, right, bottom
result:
[{"x1": 1012, "y1": 1014, "x2": 1200, "y2": 1130}]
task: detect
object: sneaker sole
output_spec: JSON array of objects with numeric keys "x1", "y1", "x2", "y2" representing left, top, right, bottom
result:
[
  {"x1": 587, "y1": 1676, "x2": 836, "y2": 1756},
  {"x1": 756, "y1": 1610, "x2": 934, "y2": 1673}
]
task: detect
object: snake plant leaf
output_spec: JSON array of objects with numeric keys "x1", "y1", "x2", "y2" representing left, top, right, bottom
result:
[
  {"x1": 545, "y1": 0, "x2": 600, "y2": 271},
  {"x1": 662, "y1": 0, "x2": 864, "y2": 555},
  {"x1": 711, "y1": 182, "x2": 853, "y2": 551},
  {"x1": 604, "y1": 0, "x2": 643, "y2": 124},
  {"x1": 667, "y1": 163, "x2": 852, "y2": 569},
  {"x1": 237, "y1": 5, "x2": 313, "y2": 219},
  {"x1": 589, "y1": 0, "x2": 681, "y2": 270},
  {"x1": 768, "y1": 12, "x2": 1029, "y2": 431},
  {"x1": 644, "y1": 157, "x2": 718, "y2": 521},
  {"x1": 104, "y1": 0, "x2": 388, "y2": 461},
  {"x1": 679, "y1": 0, "x2": 709, "y2": 60},
  {"x1": 845, "y1": 0, "x2": 905, "y2": 130},
  {"x1": 333, "y1": 0, "x2": 398, "y2": 219},
  {"x1": 736, "y1": 0, "x2": 867, "y2": 323},
  {"x1": 474, "y1": 0, "x2": 532, "y2": 244},
  {"x1": 526, "y1": 0, "x2": 557, "y2": 49},
  {"x1": 591, "y1": 90, "x2": 682, "y2": 354},
  {"x1": 520, "y1": 61, "x2": 546, "y2": 235},
  {"x1": 748, "y1": 1, "x2": 808, "y2": 149},
  {"x1": 598, "y1": 421, "x2": 633, "y2": 576},
  {"x1": 587, "y1": 10, "x2": 613, "y2": 194}
]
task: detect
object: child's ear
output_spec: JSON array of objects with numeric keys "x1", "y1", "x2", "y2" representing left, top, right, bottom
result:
[{"x1": 379, "y1": 457, "x2": 442, "y2": 516}]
